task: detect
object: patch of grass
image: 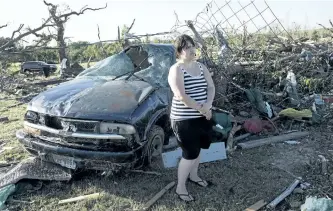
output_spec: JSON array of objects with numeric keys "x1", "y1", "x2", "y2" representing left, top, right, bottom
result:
[{"x1": 0, "y1": 96, "x2": 29, "y2": 162}]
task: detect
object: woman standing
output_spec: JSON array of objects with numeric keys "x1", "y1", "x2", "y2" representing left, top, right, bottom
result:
[{"x1": 168, "y1": 34, "x2": 215, "y2": 202}]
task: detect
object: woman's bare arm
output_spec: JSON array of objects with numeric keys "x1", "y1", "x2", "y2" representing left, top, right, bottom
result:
[
  {"x1": 168, "y1": 64, "x2": 202, "y2": 110},
  {"x1": 201, "y1": 63, "x2": 215, "y2": 106}
]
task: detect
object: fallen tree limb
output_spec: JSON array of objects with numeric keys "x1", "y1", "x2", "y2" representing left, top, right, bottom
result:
[
  {"x1": 237, "y1": 131, "x2": 309, "y2": 149},
  {"x1": 266, "y1": 179, "x2": 301, "y2": 209}
]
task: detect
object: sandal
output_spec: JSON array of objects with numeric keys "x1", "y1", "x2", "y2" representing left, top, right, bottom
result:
[
  {"x1": 176, "y1": 192, "x2": 195, "y2": 202},
  {"x1": 188, "y1": 179, "x2": 213, "y2": 187}
]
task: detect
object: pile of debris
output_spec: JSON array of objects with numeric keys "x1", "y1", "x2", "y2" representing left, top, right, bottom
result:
[
  {"x1": 60, "y1": 62, "x2": 85, "y2": 79},
  {"x1": 168, "y1": 1, "x2": 333, "y2": 131}
]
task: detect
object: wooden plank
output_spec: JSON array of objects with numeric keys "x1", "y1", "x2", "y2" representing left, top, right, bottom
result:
[
  {"x1": 266, "y1": 179, "x2": 301, "y2": 209},
  {"x1": 237, "y1": 131, "x2": 309, "y2": 149},
  {"x1": 140, "y1": 181, "x2": 175, "y2": 211},
  {"x1": 58, "y1": 193, "x2": 102, "y2": 205},
  {"x1": 245, "y1": 200, "x2": 267, "y2": 211}
]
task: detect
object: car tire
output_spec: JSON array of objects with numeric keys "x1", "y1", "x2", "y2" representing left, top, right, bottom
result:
[
  {"x1": 143, "y1": 125, "x2": 165, "y2": 169},
  {"x1": 43, "y1": 67, "x2": 50, "y2": 77}
]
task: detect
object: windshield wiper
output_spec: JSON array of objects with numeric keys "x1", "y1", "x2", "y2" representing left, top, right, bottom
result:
[
  {"x1": 112, "y1": 54, "x2": 151, "y2": 81},
  {"x1": 124, "y1": 54, "x2": 151, "y2": 80}
]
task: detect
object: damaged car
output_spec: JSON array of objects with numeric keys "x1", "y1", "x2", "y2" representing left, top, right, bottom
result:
[{"x1": 16, "y1": 43, "x2": 176, "y2": 171}]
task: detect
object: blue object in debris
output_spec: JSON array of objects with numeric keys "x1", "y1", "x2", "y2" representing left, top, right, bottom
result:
[
  {"x1": 301, "y1": 196, "x2": 333, "y2": 211},
  {"x1": 162, "y1": 142, "x2": 227, "y2": 168},
  {"x1": 0, "y1": 184, "x2": 16, "y2": 210}
]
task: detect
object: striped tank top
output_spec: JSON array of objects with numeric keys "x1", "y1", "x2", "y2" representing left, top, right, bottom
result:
[{"x1": 170, "y1": 62, "x2": 208, "y2": 120}]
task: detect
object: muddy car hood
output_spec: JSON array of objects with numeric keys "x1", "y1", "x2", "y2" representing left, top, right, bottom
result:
[{"x1": 28, "y1": 78, "x2": 155, "y2": 122}]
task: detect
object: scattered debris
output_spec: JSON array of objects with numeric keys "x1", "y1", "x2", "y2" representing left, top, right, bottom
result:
[
  {"x1": 129, "y1": 170, "x2": 162, "y2": 176},
  {"x1": 237, "y1": 131, "x2": 309, "y2": 149},
  {"x1": 245, "y1": 199, "x2": 267, "y2": 211},
  {"x1": 266, "y1": 179, "x2": 301, "y2": 209},
  {"x1": 318, "y1": 155, "x2": 329, "y2": 175},
  {"x1": 0, "y1": 117, "x2": 9, "y2": 123},
  {"x1": 243, "y1": 118, "x2": 274, "y2": 134},
  {"x1": 301, "y1": 196, "x2": 333, "y2": 211},
  {"x1": 0, "y1": 157, "x2": 72, "y2": 189},
  {"x1": 58, "y1": 192, "x2": 102, "y2": 205},
  {"x1": 139, "y1": 181, "x2": 175, "y2": 211},
  {"x1": 290, "y1": 200, "x2": 303, "y2": 209},
  {"x1": 293, "y1": 188, "x2": 304, "y2": 194},
  {"x1": 0, "y1": 161, "x2": 19, "y2": 168},
  {"x1": 226, "y1": 123, "x2": 242, "y2": 151},
  {"x1": 0, "y1": 184, "x2": 15, "y2": 210},
  {"x1": 284, "y1": 140, "x2": 301, "y2": 145},
  {"x1": 279, "y1": 108, "x2": 313, "y2": 121},
  {"x1": 234, "y1": 133, "x2": 251, "y2": 142}
]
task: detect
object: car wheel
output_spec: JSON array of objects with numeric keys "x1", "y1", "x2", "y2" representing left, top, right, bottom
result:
[
  {"x1": 143, "y1": 125, "x2": 165, "y2": 169},
  {"x1": 43, "y1": 68, "x2": 50, "y2": 78}
]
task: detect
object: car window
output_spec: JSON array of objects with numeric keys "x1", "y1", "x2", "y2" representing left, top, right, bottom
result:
[
  {"x1": 77, "y1": 52, "x2": 134, "y2": 79},
  {"x1": 133, "y1": 45, "x2": 174, "y2": 87},
  {"x1": 76, "y1": 44, "x2": 175, "y2": 87}
]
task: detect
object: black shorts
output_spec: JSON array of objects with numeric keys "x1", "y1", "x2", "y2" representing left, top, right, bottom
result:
[{"x1": 171, "y1": 117, "x2": 214, "y2": 160}]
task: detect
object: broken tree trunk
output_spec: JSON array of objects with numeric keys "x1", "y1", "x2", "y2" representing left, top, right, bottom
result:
[{"x1": 237, "y1": 131, "x2": 309, "y2": 149}]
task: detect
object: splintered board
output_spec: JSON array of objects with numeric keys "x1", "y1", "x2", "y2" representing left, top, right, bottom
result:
[
  {"x1": 161, "y1": 142, "x2": 227, "y2": 168},
  {"x1": 245, "y1": 200, "x2": 267, "y2": 211}
]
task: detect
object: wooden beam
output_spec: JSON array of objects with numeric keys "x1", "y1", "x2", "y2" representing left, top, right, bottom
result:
[
  {"x1": 140, "y1": 181, "x2": 175, "y2": 211},
  {"x1": 237, "y1": 131, "x2": 309, "y2": 149}
]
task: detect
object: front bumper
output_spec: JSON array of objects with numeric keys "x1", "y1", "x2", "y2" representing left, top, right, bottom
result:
[{"x1": 16, "y1": 129, "x2": 143, "y2": 171}]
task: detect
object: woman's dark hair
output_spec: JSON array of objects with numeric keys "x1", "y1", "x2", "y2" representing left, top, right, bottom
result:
[{"x1": 174, "y1": 34, "x2": 195, "y2": 58}]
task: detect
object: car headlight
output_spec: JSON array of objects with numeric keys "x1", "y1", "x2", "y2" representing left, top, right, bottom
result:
[
  {"x1": 24, "y1": 111, "x2": 38, "y2": 123},
  {"x1": 100, "y1": 123, "x2": 136, "y2": 135}
]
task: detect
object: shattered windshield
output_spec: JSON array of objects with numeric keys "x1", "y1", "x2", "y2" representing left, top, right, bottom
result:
[
  {"x1": 77, "y1": 44, "x2": 175, "y2": 87},
  {"x1": 77, "y1": 52, "x2": 134, "y2": 79}
]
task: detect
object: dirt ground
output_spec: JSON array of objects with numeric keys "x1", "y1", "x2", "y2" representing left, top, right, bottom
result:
[{"x1": 2, "y1": 124, "x2": 333, "y2": 211}]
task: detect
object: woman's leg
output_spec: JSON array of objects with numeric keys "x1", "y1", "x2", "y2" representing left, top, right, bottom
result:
[
  {"x1": 189, "y1": 155, "x2": 208, "y2": 187},
  {"x1": 176, "y1": 158, "x2": 196, "y2": 201}
]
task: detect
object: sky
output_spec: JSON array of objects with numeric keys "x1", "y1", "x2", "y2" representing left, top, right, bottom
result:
[{"x1": 0, "y1": 0, "x2": 333, "y2": 45}]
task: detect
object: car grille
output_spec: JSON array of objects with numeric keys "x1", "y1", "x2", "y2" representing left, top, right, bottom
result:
[
  {"x1": 36, "y1": 132, "x2": 132, "y2": 152},
  {"x1": 38, "y1": 115, "x2": 99, "y2": 133}
]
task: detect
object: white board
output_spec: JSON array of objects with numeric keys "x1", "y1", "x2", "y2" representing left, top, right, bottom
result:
[{"x1": 161, "y1": 142, "x2": 227, "y2": 168}]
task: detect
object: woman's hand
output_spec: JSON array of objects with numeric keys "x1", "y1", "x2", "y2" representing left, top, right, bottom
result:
[
  {"x1": 197, "y1": 102, "x2": 212, "y2": 120},
  {"x1": 203, "y1": 109, "x2": 212, "y2": 120}
]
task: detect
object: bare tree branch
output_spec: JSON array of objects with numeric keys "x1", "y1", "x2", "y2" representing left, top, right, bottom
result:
[
  {"x1": 318, "y1": 22, "x2": 333, "y2": 38},
  {"x1": 10, "y1": 24, "x2": 24, "y2": 40},
  {"x1": 0, "y1": 24, "x2": 8, "y2": 30},
  {"x1": 0, "y1": 17, "x2": 53, "y2": 52},
  {"x1": 97, "y1": 24, "x2": 108, "y2": 57},
  {"x1": 43, "y1": 1, "x2": 108, "y2": 20},
  {"x1": 127, "y1": 19, "x2": 136, "y2": 34}
]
